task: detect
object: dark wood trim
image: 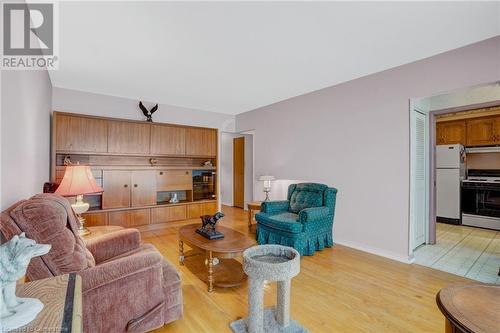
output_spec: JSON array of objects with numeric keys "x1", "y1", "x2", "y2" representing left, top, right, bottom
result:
[{"x1": 61, "y1": 273, "x2": 76, "y2": 333}]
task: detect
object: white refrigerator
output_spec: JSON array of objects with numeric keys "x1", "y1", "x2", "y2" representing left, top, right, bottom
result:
[{"x1": 436, "y1": 144, "x2": 465, "y2": 224}]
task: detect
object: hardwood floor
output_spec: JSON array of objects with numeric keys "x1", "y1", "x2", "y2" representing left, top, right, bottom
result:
[
  {"x1": 144, "y1": 206, "x2": 470, "y2": 333},
  {"x1": 414, "y1": 223, "x2": 499, "y2": 284}
]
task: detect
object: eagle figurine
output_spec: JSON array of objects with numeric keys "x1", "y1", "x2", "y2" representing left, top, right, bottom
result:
[{"x1": 139, "y1": 101, "x2": 158, "y2": 122}]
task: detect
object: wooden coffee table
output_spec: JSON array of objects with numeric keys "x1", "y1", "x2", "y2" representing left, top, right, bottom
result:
[
  {"x1": 436, "y1": 283, "x2": 500, "y2": 333},
  {"x1": 178, "y1": 224, "x2": 255, "y2": 292}
]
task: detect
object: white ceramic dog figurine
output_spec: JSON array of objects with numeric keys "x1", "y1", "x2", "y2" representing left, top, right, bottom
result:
[{"x1": 0, "y1": 232, "x2": 51, "y2": 331}]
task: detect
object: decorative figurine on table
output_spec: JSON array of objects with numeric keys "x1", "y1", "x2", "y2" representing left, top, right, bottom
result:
[
  {"x1": 0, "y1": 233, "x2": 51, "y2": 332},
  {"x1": 169, "y1": 193, "x2": 179, "y2": 203},
  {"x1": 196, "y1": 212, "x2": 225, "y2": 240},
  {"x1": 139, "y1": 101, "x2": 158, "y2": 122}
]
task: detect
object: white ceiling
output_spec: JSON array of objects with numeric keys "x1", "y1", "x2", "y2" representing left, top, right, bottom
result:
[{"x1": 50, "y1": 1, "x2": 500, "y2": 115}]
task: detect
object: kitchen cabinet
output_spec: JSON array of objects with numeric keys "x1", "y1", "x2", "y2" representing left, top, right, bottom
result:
[
  {"x1": 55, "y1": 115, "x2": 107, "y2": 153},
  {"x1": 107, "y1": 120, "x2": 150, "y2": 154},
  {"x1": 436, "y1": 120, "x2": 466, "y2": 145},
  {"x1": 185, "y1": 128, "x2": 217, "y2": 157},
  {"x1": 466, "y1": 116, "x2": 500, "y2": 146},
  {"x1": 156, "y1": 170, "x2": 192, "y2": 191},
  {"x1": 150, "y1": 124, "x2": 186, "y2": 155}
]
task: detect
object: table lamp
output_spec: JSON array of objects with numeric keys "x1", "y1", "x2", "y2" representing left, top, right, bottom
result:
[
  {"x1": 258, "y1": 175, "x2": 275, "y2": 201},
  {"x1": 55, "y1": 164, "x2": 103, "y2": 236}
]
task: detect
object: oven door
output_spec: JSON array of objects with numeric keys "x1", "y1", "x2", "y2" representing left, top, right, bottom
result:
[{"x1": 461, "y1": 182, "x2": 500, "y2": 218}]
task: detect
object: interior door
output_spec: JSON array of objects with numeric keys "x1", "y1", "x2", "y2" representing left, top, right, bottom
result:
[
  {"x1": 102, "y1": 170, "x2": 131, "y2": 209},
  {"x1": 233, "y1": 137, "x2": 245, "y2": 208},
  {"x1": 411, "y1": 110, "x2": 427, "y2": 250},
  {"x1": 131, "y1": 170, "x2": 157, "y2": 207}
]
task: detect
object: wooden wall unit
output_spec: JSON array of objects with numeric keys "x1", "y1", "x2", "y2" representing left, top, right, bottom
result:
[
  {"x1": 151, "y1": 124, "x2": 186, "y2": 155},
  {"x1": 52, "y1": 111, "x2": 218, "y2": 230},
  {"x1": 107, "y1": 120, "x2": 151, "y2": 154},
  {"x1": 185, "y1": 127, "x2": 217, "y2": 157},
  {"x1": 55, "y1": 114, "x2": 107, "y2": 153},
  {"x1": 436, "y1": 111, "x2": 500, "y2": 147}
]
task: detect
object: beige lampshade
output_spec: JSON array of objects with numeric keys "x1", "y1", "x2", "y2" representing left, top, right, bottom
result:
[{"x1": 55, "y1": 165, "x2": 103, "y2": 196}]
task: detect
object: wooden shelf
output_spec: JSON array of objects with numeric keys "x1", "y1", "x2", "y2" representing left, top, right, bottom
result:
[{"x1": 87, "y1": 199, "x2": 217, "y2": 214}]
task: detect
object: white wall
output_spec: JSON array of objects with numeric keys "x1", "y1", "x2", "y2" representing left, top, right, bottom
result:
[
  {"x1": 220, "y1": 132, "x2": 253, "y2": 208},
  {"x1": 1, "y1": 70, "x2": 52, "y2": 210},
  {"x1": 53, "y1": 87, "x2": 234, "y2": 130},
  {"x1": 236, "y1": 36, "x2": 500, "y2": 263}
]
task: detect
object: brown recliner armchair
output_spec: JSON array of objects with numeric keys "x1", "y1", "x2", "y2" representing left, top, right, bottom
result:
[{"x1": 0, "y1": 194, "x2": 182, "y2": 332}]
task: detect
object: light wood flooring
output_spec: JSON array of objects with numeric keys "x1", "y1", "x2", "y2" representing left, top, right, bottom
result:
[
  {"x1": 414, "y1": 223, "x2": 500, "y2": 284},
  {"x1": 144, "y1": 206, "x2": 471, "y2": 333}
]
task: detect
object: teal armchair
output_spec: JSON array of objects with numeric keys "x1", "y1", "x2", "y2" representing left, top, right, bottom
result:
[{"x1": 255, "y1": 183, "x2": 338, "y2": 256}]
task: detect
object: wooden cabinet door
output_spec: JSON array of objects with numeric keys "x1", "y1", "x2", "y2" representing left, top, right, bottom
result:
[
  {"x1": 185, "y1": 128, "x2": 217, "y2": 156},
  {"x1": 109, "y1": 209, "x2": 150, "y2": 227},
  {"x1": 467, "y1": 118, "x2": 495, "y2": 146},
  {"x1": 151, "y1": 125, "x2": 186, "y2": 155},
  {"x1": 187, "y1": 203, "x2": 203, "y2": 219},
  {"x1": 82, "y1": 212, "x2": 108, "y2": 227},
  {"x1": 203, "y1": 202, "x2": 218, "y2": 215},
  {"x1": 156, "y1": 170, "x2": 192, "y2": 191},
  {"x1": 492, "y1": 117, "x2": 500, "y2": 144},
  {"x1": 107, "y1": 120, "x2": 151, "y2": 154},
  {"x1": 55, "y1": 114, "x2": 107, "y2": 152},
  {"x1": 152, "y1": 206, "x2": 187, "y2": 223},
  {"x1": 131, "y1": 171, "x2": 157, "y2": 207},
  {"x1": 102, "y1": 170, "x2": 131, "y2": 209},
  {"x1": 436, "y1": 123, "x2": 446, "y2": 145},
  {"x1": 436, "y1": 120, "x2": 466, "y2": 145}
]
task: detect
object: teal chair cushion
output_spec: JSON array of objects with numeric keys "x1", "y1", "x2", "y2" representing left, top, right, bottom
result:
[
  {"x1": 255, "y1": 212, "x2": 302, "y2": 233},
  {"x1": 288, "y1": 183, "x2": 328, "y2": 213}
]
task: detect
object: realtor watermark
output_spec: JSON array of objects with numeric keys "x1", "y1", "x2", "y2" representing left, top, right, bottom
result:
[{"x1": 2, "y1": 2, "x2": 59, "y2": 70}]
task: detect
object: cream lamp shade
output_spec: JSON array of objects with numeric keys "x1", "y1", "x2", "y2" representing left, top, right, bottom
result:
[
  {"x1": 258, "y1": 175, "x2": 275, "y2": 189},
  {"x1": 55, "y1": 165, "x2": 103, "y2": 236},
  {"x1": 258, "y1": 175, "x2": 275, "y2": 201}
]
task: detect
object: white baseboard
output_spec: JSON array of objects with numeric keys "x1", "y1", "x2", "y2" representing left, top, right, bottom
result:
[
  {"x1": 222, "y1": 201, "x2": 232, "y2": 206},
  {"x1": 335, "y1": 239, "x2": 414, "y2": 264}
]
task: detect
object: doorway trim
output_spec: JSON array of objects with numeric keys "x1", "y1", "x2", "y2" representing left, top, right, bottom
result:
[{"x1": 427, "y1": 99, "x2": 500, "y2": 245}]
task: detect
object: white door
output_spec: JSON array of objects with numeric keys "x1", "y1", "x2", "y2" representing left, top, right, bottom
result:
[{"x1": 410, "y1": 110, "x2": 427, "y2": 250}]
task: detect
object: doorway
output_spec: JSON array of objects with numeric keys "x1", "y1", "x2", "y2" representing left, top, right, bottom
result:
[
  {"x1": 233, "y1": 137, "x2": 245, "y2": 208},
  {"x1": 409, "y1": 82, "x2": 500, "y2": 283},
  {"x1": 220, "y1": 132, "x2": 254, "y2": 210}
]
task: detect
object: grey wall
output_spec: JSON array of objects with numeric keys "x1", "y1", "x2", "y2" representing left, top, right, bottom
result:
[
  {"x1": 53, "y1": 87, "x2": 234, "y2": 130},
  {"x1": 1, "y1": 70, "x2": 52, "y2": 210},
  {"x1": 236, "y1": 36, "x2": 500, "y2": 262}
]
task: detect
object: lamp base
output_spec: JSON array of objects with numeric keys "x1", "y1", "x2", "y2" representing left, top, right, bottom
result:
[
  {"x1": 264, "y1": 190, "x2": 271, "y2": 201},
  {"x1": 71, "y1": 195, "x2": 91, "y2": 236},
  {"x1": 77, "y1": 215, "x2": 91, "y2": 236}
]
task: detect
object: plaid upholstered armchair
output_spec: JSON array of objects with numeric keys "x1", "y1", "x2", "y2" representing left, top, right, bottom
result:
[{"x1": 255, "y1": 183, "x2": 338, "y2": 256}]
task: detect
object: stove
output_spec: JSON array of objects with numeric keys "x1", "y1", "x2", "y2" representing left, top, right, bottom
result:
[{"x1": 461, "y1": 169, "x2": 500, "y2": 230}]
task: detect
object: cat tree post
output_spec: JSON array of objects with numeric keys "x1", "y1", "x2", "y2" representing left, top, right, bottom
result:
[{"x1": 230, "y1": 245, "x2": 307, "y2": 333}]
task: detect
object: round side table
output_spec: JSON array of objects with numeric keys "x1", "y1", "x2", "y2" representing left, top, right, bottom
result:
[{"x1": 247, "y1": 201, "x2": 262, "y2": 229}]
